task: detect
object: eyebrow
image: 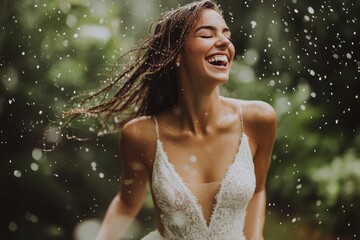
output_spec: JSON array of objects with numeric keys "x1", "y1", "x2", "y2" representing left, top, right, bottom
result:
[{"x1": 195, "y1": 25, "x2": 231, "y2": 33}]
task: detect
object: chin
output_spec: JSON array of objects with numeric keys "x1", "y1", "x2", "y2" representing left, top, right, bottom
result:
[
  {"x1": 208, "y1": 73, "x2": 230, "y2": 84},
  {"x1": 203, "y1": 66, "x2": 231, "y2": 84}
]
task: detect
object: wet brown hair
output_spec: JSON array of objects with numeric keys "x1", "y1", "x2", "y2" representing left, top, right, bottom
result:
[{"x1": 63, "y1": 0, "x2": 222, "y2": 133}]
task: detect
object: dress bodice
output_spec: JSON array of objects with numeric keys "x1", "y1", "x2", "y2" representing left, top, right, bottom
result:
[{"x1": 142, "y1": 105, "x2": 256, "y2": 240}]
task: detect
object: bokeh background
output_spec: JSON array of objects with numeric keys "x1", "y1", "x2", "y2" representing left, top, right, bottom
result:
[{"x1": 1, "y1": 0, "x2": 359, "y2": 239}]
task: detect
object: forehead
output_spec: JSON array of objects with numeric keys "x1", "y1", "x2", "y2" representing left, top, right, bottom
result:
[{"x1": 193, "y1": 9, "x2": 228, "y2": 30}]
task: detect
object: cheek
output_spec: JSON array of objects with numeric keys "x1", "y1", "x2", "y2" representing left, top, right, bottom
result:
[{"x1": 183, "y1": 40, "x2": 211, "y2": 60}]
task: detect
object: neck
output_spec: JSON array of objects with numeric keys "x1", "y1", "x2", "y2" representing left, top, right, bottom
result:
[{"x1": 175, "y1": 86, "x2": 224, "y2": 135}]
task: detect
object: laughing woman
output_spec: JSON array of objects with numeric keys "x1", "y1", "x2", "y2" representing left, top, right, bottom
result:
[{"x1": 77, "y1": 1, "x2": 277, "y2": 239}]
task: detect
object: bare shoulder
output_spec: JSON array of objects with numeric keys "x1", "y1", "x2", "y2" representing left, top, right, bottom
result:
[
  {"x1": 241, "y1": 100, "x2": 276, "y2": 145},
  {"x1": 120, "y1": 116, "x2": 157, "y2": 165},
  {"x1": 223, "y1": 97, "x2": 276, "y2": 141},
  {"x1": 223, "y1": 97, "x2": 276, "y2": 124},
  {"x1": 242, "y1": 100, "x2": 276, "y2": 125},
  {"x1": 121, "y1": 115, "x2": 155, "y2": 141}
]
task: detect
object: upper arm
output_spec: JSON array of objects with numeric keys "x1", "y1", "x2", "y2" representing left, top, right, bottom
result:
[
  {"x1": 117, "y1": 118, "x2": 152, "y2": 215},
  {"x1": 248, "y1": 101, "x2": 276, "y2": 192}
]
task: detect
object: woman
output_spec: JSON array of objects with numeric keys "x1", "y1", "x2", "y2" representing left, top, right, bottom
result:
[{"x1": 83, "y1": 1, "x2": 276, "y2": 239}]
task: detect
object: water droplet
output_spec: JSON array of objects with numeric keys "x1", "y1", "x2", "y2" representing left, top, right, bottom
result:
[
  {"x1": 308, "y1": 6, "x2": 315, "y2": 14},
  {"x1": 9, "y1": 221, "x2": 17, "y2": 231},
  {"x1": 31, "y1": 163, "x2": 39, "y2": 171},
  {"x1": 172, "y1": 211, "x2": 186, "y2": 227},
  {"x1": 14, "y1": 170, "x2": 22, "y2": 178},
  {"x1": 124, "y1": 179, "x2": 134, "y2": 185},
  {"x1": 189, "y1": 155, "x2": 197, "y2": 163},
  {"x1": 250, "y1": 20, "x2": 257, "y2": 28}
]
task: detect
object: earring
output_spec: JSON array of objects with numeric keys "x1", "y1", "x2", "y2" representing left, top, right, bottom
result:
[{"x1": 176, "y1": 61, "x2": 180, "y2": 67}]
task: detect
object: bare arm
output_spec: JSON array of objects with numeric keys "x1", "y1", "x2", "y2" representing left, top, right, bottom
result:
[
  {"x1": 244, "y1": 101, "x2": 276, "y2": 240},
  {"x1": 95, "y1": 121, "x2": 151, "y2": 240}
]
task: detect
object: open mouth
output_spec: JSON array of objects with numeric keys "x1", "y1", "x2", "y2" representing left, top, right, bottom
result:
[{"x1": 206, "y1": 54, "x2": 229, "y2": 67}]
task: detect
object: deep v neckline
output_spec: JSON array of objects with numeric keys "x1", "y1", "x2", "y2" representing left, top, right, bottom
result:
[{"x1": 154, "y1": 133, "x2": 247, "y2": 230}]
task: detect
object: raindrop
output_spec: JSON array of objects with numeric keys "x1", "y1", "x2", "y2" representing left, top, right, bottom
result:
[
  {"x1": 172, "y1": 211, "x2": 186, "y2": 227},
  {"x1": 9, "y1": 221, "x2": 17, "y2": 231},
  {"x1": 244, "y1": 49, "x2": 259, "y2": 65},
  {"x1": 66, "y1": 15, "x2": 77, "y2": 27},
  {"x1": 91, "y1": 162, "x2": 97, "y2": 171},
  {"x1": 14, "y1": 170, "x2": 22, "y2": 178},
  {"x1": 31, "y1": 163, "x2": 39, "y2": 171},
  {"x1": 189, "y1": 155, "x2": 197, "y2": 163},
  {"x1": 250, "y1": 20, "x2": 257, "y2": 28},
  {"x1": 308, "y1": 6, "x2": 315, "y2": 14},
  {"x1": 44, "y1": 126, "x2": 62, "y2": 144},
  {"x1": 124, "y1": 179, "x2": 134, "y2": 185},
  {"x1": 25, "y1": 212, "x2": 38, "y2": 223}
]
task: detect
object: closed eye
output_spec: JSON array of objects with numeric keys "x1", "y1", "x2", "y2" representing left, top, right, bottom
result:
[{"x1": 224, "y1": 33, "x2": 232, "y2": 41}]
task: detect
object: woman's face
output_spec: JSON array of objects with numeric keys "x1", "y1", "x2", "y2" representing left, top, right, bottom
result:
[{"x1": 178, "y1": 9, "x2": 235, "y2": 85}]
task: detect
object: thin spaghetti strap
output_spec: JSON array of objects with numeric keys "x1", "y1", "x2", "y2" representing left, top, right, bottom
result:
[
  {"x1": 238, "y1": 102, "x2": 245, "y2": 133},
  {"x1": 153, "y1": 116, "x2": 160, "y2": 139}
]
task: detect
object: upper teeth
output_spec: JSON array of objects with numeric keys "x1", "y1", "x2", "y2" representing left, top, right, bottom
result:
[{"x1": 208, "y1": 55, "x2": 228, "y2": 63}]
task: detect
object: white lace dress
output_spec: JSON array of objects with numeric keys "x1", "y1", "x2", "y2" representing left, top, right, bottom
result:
[{"x1": 142, "y1": 111, "x2": 256, "y2": 240}]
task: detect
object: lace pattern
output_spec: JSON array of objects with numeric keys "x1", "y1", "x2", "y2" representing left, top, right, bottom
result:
[{"x1": 148, "y1": 134, "x2": 256, "y2": 240}]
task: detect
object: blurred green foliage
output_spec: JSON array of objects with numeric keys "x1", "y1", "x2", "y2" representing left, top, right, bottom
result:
[{"x1": 1, "y1": 0, "x2": 359, "y2": 239}]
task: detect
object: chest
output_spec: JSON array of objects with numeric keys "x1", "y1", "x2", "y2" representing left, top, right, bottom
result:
[{"x1": 153, "y1": 131, "x2": 243, "y2": 183}]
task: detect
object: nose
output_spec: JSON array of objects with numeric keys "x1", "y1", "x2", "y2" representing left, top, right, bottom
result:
[{"x1": 215, "y1": 34, "x2": 231, "y2": 49}]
